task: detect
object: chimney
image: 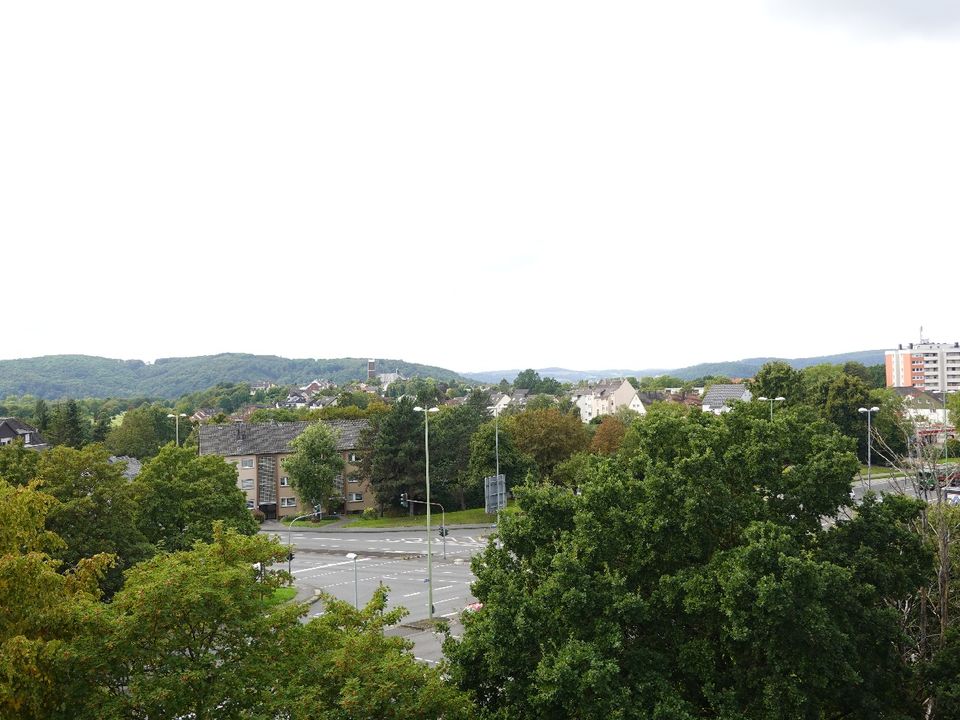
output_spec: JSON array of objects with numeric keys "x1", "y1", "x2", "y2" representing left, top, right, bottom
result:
[{"x1": 899, "y1": 344, "x2": 903, "y2": 350}]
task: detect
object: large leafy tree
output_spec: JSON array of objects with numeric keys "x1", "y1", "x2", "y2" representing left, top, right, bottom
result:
[
  {"x1": 104, "y1": 403, "x2": 175, "y2": 460},
  {"x1": 446, "y1": 403, "x2": 922, "y2": 719},
  {"x1": 280, "y1": 589, "x2": 475, "y2": 719},
  {"x1": 430, "y1": 396, "x2": 488, "y2": 510},
  {"x1": 283, "y1": 421, "x2": 345, "y2": 511},
  {"x1": 75, "y1": 525, "x2": 299, "y2": 720},
  {"x1": 0, "y1": 480, "x2": 111, "y2": 720},
  {"x1": 467, "y1": 418, "x2": 534, "y2": 492},
  {"x1": 752, "y1": 360, "x2": 802, "y2": 403},
  {"x1": 132, "y1": 444, "x2": 257, "y2": 552},
  {"x1": 0, "y1": 439, "x2": 40, "y2": 486},
  {"x1": 366, "y1": 397, "x2": 424, "y2": 510},
  {"x1": 506, "y1": 407, "x2": 589, "y2": 479},
  {"x1": 36, "y1": 445, "x2": 153, "y2": 597}
]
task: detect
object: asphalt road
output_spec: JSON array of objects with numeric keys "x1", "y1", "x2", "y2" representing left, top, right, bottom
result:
[{"x1": 266, "y1": 527, "x2": 489, "y2": 664}]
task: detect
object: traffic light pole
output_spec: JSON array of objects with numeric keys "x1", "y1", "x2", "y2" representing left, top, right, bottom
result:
[{"x1": 404, "y1": 498, "x2": 446, "y2": 559}]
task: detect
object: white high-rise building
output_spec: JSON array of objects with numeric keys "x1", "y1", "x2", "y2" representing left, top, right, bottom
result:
[{"x1": 886, "y1": 339, "x2": 960, "y2": 394}]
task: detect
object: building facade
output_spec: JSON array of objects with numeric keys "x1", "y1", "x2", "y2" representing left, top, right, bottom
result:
[
  {"x1": 198, "y1": 419, "x2": 371, "y2": 519},
  {"x1": 570, "y1": 379, "x2": 647, "y2": 423},
  {"x1": 886, "y1": 341, "x2": 960, "y2": 393}
]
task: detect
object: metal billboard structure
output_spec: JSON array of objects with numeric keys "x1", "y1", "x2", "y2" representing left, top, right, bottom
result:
[{"x1": 484, "y1": 474, "x2": 507, "y2": 515}]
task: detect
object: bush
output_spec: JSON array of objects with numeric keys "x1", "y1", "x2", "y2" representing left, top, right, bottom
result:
[
  {"x1": 251, "y1": 508, "x2": 266, "y2": 523},
  {"x1": 946, "y1": 438, "x2": 960, "y2": 458},
  {"x1": 361, "y1": 507, "x2": 378, "y2": 520}
]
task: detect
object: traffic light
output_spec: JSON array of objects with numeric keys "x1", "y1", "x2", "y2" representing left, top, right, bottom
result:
[
  {"x1": 287, "y1": 550, "x2": 295, "y2": 562},
  {"x1": 400, "y1": 492, "x2": 408, "y2": 508},
  {"x1": 438, "y1": 526, "x2": 448, "y2": 537}
]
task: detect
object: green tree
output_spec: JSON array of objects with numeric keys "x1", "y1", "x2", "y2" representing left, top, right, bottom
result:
[
  {"x1": 513, "y1": 369, "x2": 542, "y2": 391},
  {"x1": 430, "y1": 399, "x2": 487, "y2": 510},
  {"x1": 47, "y1": 399, "x2": 86, "y2": 449},
  {"x1": 36, "y1": 445, "x2": 153, "y2": 597},
  {"x1": 366, "y1": 397, "x2": 424, "y2": 510},
  {"x1": 133, "y1": 445, "x2": 257, "y2": 552},
  {"x1": 506, "y1": 407, "x2": 589, "y2": 479},
  {"x1": 280, "y1": 588, "x2": 475, "y2": 720},
  {"x1": 467, "y1": 419, "x2": 534, "y2": 493},
  {"x1": 0, "y1": 439, "x2": 41, "y2": 486},
  {"x1": 32, "y1": 399, "x2": 49, "y2": 434},
  {"x1": 104, "y1": 403, "x2": 175, "y2": 459},
  {"x1": 283, "y1": 422, "x2": 345, "y2": 512},
  {"x1": 446, "y1": 405, "x2": 921, "y2": 720},
  {"x1": 752, "y1": 360, "x2": 802, "y2": 403},
  {"x1": 75, "y1": 525, "x2": 299, "y2": 720},
  {"x1": 824, "y1": 374, "x2": 871, "y2": 457},
  {"x1": 0, "y1": 480, "x2": 111, "y2": 720}
]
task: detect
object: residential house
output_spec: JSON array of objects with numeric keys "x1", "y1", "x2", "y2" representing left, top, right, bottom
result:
[
  {"x1": 279, "y1": 391, "x2": 310, "y2": 409},
  {"x1": 892, "y1": 387, "x2": 949, "y2": 425},
  {"x1": 300, "y1": 379, "x2": 334, "y2": 396},
  {"x1": 190, "y1": 407, "x2": 219, "y2": 424},
  {"x1": 308, "y1": 395, "x2": 338, "y2": 410},
  {"x1": 701, "y1": 384, "x2": 752, "y2": 414},
  {"x1": 487, "y1": 389, "x2": 531, "y2": 416},
  {"x1": 250, "y1": 381, "x2": 277, "y2": 395},
  {"x1": 0, "y1": 417, "x2": 48, "y2": 449},
  {"x1": 198, "y1": 419, "x2": 371, "y2": 519},
  {"x1": 570, "y1": 379, "x2": 646, "y2": 423}
]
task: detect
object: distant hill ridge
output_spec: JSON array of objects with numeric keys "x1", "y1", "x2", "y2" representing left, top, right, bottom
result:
[
  {"x1": 463, "y1": 349, "x2": 887, "y2": 384},
  {"x1": 0, "y1": 354, "x2": 465, "y2": 400}
]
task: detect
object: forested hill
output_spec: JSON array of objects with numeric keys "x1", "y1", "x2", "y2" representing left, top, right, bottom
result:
[{"x1": 0, "y1": 354, "x2": 466, "y2": 399}]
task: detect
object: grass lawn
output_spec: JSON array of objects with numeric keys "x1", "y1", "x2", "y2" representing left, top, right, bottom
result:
[
  {"x1": 343, "y1": 505, "x2": 513, "y2": 528},
  {"x1": 262, "y1": 586, "x2": 297, "y2": 607},
  {"x1": 278, "y1": 517, "x2": 340, "y2": 529}
]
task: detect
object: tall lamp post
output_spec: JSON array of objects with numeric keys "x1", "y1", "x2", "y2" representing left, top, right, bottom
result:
[
  {"x1": 286, "y1": 508, "x2": 323, "y2": 574},
  {"x1": 858, "y1": 406, "x2": 880, "y2": 490},
  {"x1": 756, "y1": 396, "x2": 785, "y2": 421},
  {"x1": 414, "y1": 405, "x2": 439, "y2": 620},
  {"x1": 167, "y1": 413, "x2": 187, "y2": 445}
]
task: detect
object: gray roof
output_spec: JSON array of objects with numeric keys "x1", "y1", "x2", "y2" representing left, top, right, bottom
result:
[
  {"x1": 199, "y1": 419, "x2": 369, "y2": 457},
  {"x1": 0, "y1": 417, "x2": 47, "y2": 447},
  {"x1": 702, "y1": 384, "x2": 751, "y2": 407}
]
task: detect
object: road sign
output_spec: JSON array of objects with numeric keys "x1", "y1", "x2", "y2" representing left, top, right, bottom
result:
[{"x1": 484, "y1": 474, "x2": 506, "y2": 514}]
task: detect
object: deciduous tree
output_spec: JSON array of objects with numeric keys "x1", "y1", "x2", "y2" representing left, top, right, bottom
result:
[
  {"x1": 283, "y1": 421, "x2": 345, "y2": 512},
  {"x1": 132, "y1": 445, "x2": 257, "y2": 552}
]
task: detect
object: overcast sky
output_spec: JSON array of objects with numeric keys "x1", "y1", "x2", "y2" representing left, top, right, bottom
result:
[{"x1": 2, "y1": 1, "x2": 957, "y2": 374}]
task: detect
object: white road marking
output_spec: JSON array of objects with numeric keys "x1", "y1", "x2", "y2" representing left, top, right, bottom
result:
[{"x1": 292, "y1": 558, "x2": 368, "y2": 575}]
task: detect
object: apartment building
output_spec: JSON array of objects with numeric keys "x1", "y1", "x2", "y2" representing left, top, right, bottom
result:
[
  {"x1": 886, "y1": 340, "x2": 960, "y2": 394},
  {"x1": 198, "y1": 419, "x2": 371, "y2": 519}
]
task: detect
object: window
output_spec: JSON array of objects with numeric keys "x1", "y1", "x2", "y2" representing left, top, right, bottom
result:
[
  {"x1": 348, "y1": 493, "x2": 363, "y2": 502},
  {"x1": 280, "y1": 477, "x2": 289, "y2": 486},
  {"x1": 280, "y1": 497, "x2": 297, "y2": 508},
  {"x1": 348, "y1": 453, "x2": 359, "y2": 463},
  {"x1": 241, "y1": 479, "x2": 254, "y2": 490},
  {"x1": 246, "y1": 500, "x2": 255, "y2": 509},
  {"x1": 241, "y1": 459, "x2": 254, "y2": 469}
]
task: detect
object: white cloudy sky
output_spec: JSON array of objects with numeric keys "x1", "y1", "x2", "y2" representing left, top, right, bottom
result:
[{"x1": 2, "y1": 1, "x2": 957, "y2": 373}]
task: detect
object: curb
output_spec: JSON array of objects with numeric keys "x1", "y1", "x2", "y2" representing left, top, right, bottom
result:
[{"x1": 263, "y1": 522, "x2": 496, "y2": 535}]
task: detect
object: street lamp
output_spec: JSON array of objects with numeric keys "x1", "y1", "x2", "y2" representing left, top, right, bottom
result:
[
  {"x1": 414, "y1": 405, "x2": 439, "y2": 620},
  {"x1": 858, "y1": 406, "x2": 880, "y2": 490},
  {"x1": 756, "y1": 397, "x2": 785, "y2": 421},
  {"x1": 286, "y1": 509, "x2": 323, "y2": 574},
  {"x1": 167, "y1": 413, "x2": 187, "y2": 446},
  {"x1": 346, "y1": 552, "x2": 359, "y2": 609}
]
